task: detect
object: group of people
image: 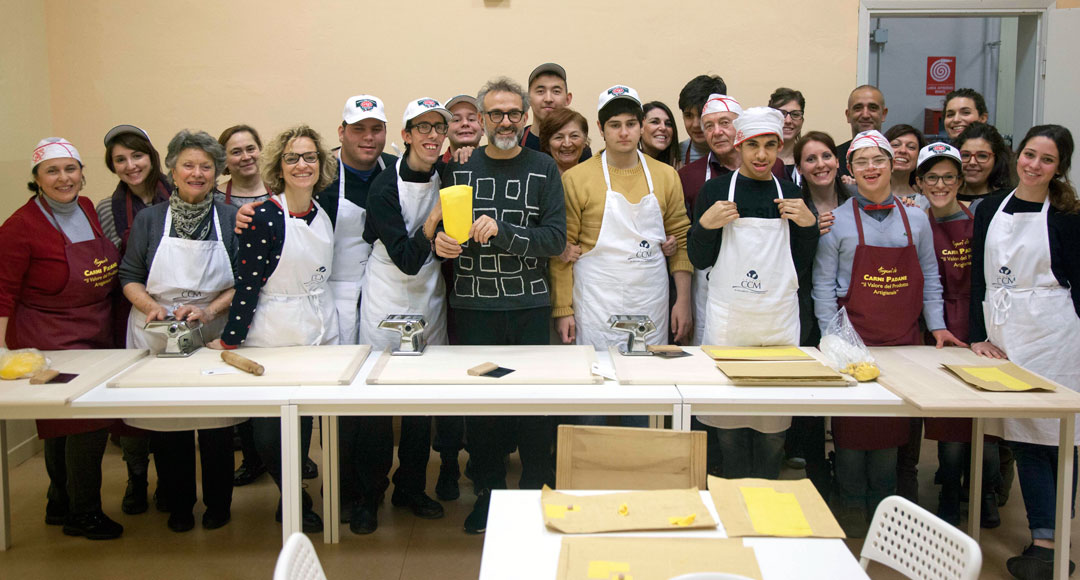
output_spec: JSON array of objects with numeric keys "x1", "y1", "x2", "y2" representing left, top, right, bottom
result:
[{"x1": 1, "y1": 61, "x2": 1077, "y2": 580}]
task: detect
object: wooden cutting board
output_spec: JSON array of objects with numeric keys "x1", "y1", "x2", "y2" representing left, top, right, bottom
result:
[
  {"x1": 366, "y1": 345, "x2": 602, "y2": 385},
  {"x1": 0, "y1": 349, "x2": 148, "y2": 406},
  {"x1": 107, "y1": 345, "x2": 370, "y2": 388}
]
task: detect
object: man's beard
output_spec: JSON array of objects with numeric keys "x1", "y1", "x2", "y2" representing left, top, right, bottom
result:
[{"x1": 487, "y1": 126, "x2": 523, "y2": 151}]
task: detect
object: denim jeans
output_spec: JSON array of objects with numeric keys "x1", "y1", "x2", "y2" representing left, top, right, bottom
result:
[
  {"x1": 833, "y1": 447, "x2": 898, "y2": 532},
  {"x1": 936, "y1": 439, "x2": 1002, "y2": 522},
  {"x1": 1011, "y1": 440, "x2": 1078, "y2": 540},
  {"x1": 715, "y1": 428, "x2": 786, "y2": 479}
]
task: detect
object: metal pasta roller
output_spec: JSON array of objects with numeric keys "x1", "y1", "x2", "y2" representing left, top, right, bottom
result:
[
  {"x1": 143, "y1": 317, "x2": 204, "y2": 358},
  {"x1": 379, "y1": 314, "x2": 427, "y2": 356},
  {"x1": 608, "y1": 315, "x2": 656, "y2": 356}
]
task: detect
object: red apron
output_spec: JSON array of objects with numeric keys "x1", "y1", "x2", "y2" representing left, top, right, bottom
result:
[
  {"x1": 10, "y1": 197, "x2": 119, "y2": 439},
  {"x1": 833, "y1": 201, "x2": 921, "y2": 450},
  {"x1": 924, "y1": 204, "x2": 977, "y2": 442}
]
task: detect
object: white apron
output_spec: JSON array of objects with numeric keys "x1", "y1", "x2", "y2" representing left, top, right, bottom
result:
[
  {"x1": 983, "y1": 190, "x2": 1080, "y2": 445},
  {"x1": 699, "y1": 174, "x2": 800, "y2": 433},
  {"x1": 358, "y1": 159, "x2": 447, "y2": 350},
  {"x1": 329, "y1": 157, "x2": 384, "y2": 345},
  {"x1": 573, "y1": 151, "x2": 669, "y2": 348},
  {"x1": 125, "y1": 205, "x2": 242, "y2": 432},
  {"x1": 244, "y1": 194, "x2": 339, "y2": 348},
  {"x1": 691, "y1": 162, "x2": 714, "y2": 345}
]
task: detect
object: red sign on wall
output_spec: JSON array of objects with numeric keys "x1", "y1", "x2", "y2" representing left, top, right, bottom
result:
[{"x1": 926, "y1": 57, "x2": 956, "y2": 96}]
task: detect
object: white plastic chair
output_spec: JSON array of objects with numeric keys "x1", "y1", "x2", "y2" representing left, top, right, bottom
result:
[
  {"x1": 273, "y1": 532, "x2": 328, "y2": 580},
  {"x1": 860, "y1": 495, "x2": 981, "y2": 580}
]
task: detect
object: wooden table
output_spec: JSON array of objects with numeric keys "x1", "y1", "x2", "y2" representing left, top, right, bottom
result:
[
  {"x1": 479, "y1": 489, "x2": 870, "y2": 580},
  {"x1": 871, "y1": 346, "x2": 1080, "y2": 580}
]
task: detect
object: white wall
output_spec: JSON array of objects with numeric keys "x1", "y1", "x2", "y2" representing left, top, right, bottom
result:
[
  {"x1": 869, "y1": 16, "x2": 1001, "y2": 136},
  {"x1": 1044, "y1": 4, "x2": 1080, "y2": 176}
]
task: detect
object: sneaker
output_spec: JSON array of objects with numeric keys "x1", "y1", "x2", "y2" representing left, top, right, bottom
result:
[
  {"x1": 62, "y1": 511, "x2": 123, "y2": 540},
  {"x1": 464, "y1": 489, "x2": 491, "y2": 534},
  {"x1": 785, "y1": 457, "x2": 807, "y2": 470},
  {"x1": 121, "y1": 470, "x2": 148, "y2": 515},
  {"x1": 1006, "y1": 543, "x2": 1075, "y2": 579},
  {"x1": 391, "y1": 489, "x2": 444, "y2": 519}
]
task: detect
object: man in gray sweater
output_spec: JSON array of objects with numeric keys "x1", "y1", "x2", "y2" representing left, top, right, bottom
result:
[{"x1": 434, "y1": 76, "x2": 566, "y2": 535}]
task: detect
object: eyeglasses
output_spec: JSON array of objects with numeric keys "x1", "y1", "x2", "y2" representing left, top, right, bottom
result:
[
  {"x1": 922, "y1": 174, "x2": 959, "y2": 186},
  {"x1": 775, "y1": 109, "x2": 804, "y2": 121},
  {"x1": 850, "y1": 156, "x2": 890, "y2": 170},
  {"x1": 282, "y1": 152, "x2": 319, "y2": 165},
  {"x1": 960, "y1": 151, "x2": 993, "y2": 164},
  {"x1": 484, "y1": 110, "x2": 525, "y2": 123},
  {"x1": 410, "y1": 122, "x2": 449, "y2": 135}
]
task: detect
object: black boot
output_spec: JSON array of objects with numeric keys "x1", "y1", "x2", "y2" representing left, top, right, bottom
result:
[
  {"x1": 980, "y1": 492, "x2": 1001, "y2": 529},
  {"x1": 436, "y1": 452, "x2": 461, "y2": 501},
  {"x1": 122, "y1": 463, "x2": 149, "y2": 515}
]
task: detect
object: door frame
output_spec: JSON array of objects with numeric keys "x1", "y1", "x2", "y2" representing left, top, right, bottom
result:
[{"x1": 857, "y1": 0, "x2": 1054, "y2": 125}]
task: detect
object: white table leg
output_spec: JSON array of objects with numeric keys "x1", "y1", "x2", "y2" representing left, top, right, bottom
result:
[
  {"x1": 0, "y1": 420, "x2": 10, "y2": 551},
  {"x1": 649, "y1": 415, "x2": 660, "y2": 429},
  {"x1": 321, "y1": 415, "x2": 339, "y2": 544},
  {"x1": 280, "y1": 405, "x2": 301, "y2": 543},
  {"x1": 675, "y1": 404, "x2": 691, "y2": 431},
  {"x1": 968, "y1": 418, "x2": 985, "y2": 541},
  {"x1": 1054, "y1": 414, "x2": 1075, "y2": 580}
]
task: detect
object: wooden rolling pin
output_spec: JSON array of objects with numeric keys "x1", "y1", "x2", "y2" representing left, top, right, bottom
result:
[{"x1": 221, "y1": 351, "x2": 265, "y2": 376}]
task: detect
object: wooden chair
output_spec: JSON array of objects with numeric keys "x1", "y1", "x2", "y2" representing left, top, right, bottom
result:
[{"x1": 555, "y1": 425, "x2": 707, "y2": 490}]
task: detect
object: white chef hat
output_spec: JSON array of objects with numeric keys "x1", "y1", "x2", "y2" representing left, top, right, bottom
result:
[
  {"x1": 701, "y1": 94, "x2": 743, "y2": 118},
  {"x1": 847, "y1": 130, "x2": 894, "y2": 160},
  {"x1": 733, "y1": 107, "x2": 785, "y2": 146},
  {"x1": 31, "y1": 137, "x2": 82, "y2": 170}
]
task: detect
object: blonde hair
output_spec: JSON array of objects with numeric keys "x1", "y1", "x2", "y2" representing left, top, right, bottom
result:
[{"x1": 259, "y1": 124, "x2": 337, "y2": 194}]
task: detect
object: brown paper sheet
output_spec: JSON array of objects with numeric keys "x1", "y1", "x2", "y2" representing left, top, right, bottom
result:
[
  {"x1": 708, "y1": 476, "x2": 845, "y2": 538},
  {"x1": 702, "y1": 345, "x2": 813, "y2": 361},
  {"x1": 556, "y1": 537, "x2": 762, "y2": 580},
  {"x1": 942, "y1": 362, "x2": 1058, "y2": 392},
  {"x1": 541, "y1": 487, "x2": 716, "y2": 534},
  {"x1": 714, "y1": 361, "x2": 854, "y2": 387}
]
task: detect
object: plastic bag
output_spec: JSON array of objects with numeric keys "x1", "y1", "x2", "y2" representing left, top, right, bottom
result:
[
  {"x1": 439, "y1": 185, "x2": 473, "y2": 244},
  {"x1": 818, "y1": 307, "x2": 880, "y2": 381},
  {"x1": 0, "y1": 348, "x2": 48, "y2": 380}
]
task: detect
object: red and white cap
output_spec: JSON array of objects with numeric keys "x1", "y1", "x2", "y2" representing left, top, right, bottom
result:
[
  {"x1": 701, "y1": 94, "x2": 743, "y2": 118},
  {"x1": 31, "y1": 137, "x2": 82, "y2": 170},
  {"x1": 597, "y1": 85, "x2": 641, "y2": 112},
  {"x1": 733, "y1": 107, "x2": 785, "y2": 146},
  {"x1": 847, "y1": 130, "x2": 894, "y2": 160},
  {"x1": 403, "y1": 97, "x2": 452, "y2": 125},
  {"x1": 343, "y1": 95, "x2": 387, "y2": 124},
  {"x1": 917, "y1": 142, "x2": 962, "y2": 171}
]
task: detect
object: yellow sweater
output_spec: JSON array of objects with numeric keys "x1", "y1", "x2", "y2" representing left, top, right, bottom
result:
[{"x1": 551, "y1": 154, "x2": 692, "y2": 318}]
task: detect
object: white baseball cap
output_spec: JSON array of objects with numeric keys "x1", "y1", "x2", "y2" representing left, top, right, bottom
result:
[
  {"x1": 32, "y1": 137, "x2": 82, "y2": 170},
  {"x1": 701, "y1": 94, "x2": 743, "y2": 118},
  {"x1": 403, "y1": 97, "x2": 452, "y2": 125},
  {"x1": 848, "y1": 130, "x2": 894, "y2": 160},
  {"x1": 597, "y1": 85, "x2": 641, "y2": 113},
  {"x1": 917, "y1": 142, "x2": 962, "y2": 171},
  {"x1": 733, "y1": 107, "x2": 785, "y2": 146},
  {"x1": 343, "y1": 95, "x2": 387, "y2": 124}
]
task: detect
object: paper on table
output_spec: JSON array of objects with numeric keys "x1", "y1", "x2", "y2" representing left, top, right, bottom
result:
[
  {"x1": 739, "y1": 487, "x2": 812, "y2": 537},
  {"x1": 714, "y1": 361, "x2": 853, "y2": 387},
  {"x1": 942, "y1": 362, "x2": 1058, "y2": 393},
  {"x1": 556, "y1": 537, "x2": 763, "y2": 580},
  {"x1": 709, "y1": 476, "x2": 844, "y2": 538},
  {"x1": 702, "y1": 345, "x2": 812, "y2": 361},
  {"x1": 439, "y1": 184, "x2": 473, "y2": 243},
  {"x1": 541, "y1": 487, "x2": 716, "y2": 534}
]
